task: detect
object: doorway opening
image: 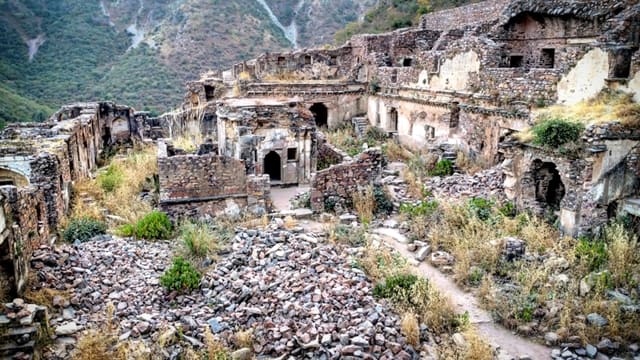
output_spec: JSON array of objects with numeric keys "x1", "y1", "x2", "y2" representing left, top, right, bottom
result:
[
  {"x1": 264, "y1": 151, "x2": 281, "y2": 181},
  {"x1": 310, "y1": 103, "x2": 328, "y2": 128}
]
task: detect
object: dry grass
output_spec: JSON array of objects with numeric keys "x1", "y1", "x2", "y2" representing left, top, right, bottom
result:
[
  {"x1": 73, "y1": 303, "x2": 124, "y2": 360},
  {"x1": 537, "y1": 90, "x2": 639, "y2": 126},
  {"x1": 382, "y1": 140, "x2": 412, "y2": 162},
  {"x1": 358, "y1": 242, "x2": 407, "y2": 282},
  {"x1": 325, "y1": 126, "x2": 362, "y2": 156},
  {"x1": 69, "y1": 146, "x2": 157, "y2": 227},
  {"x1": 402, "y1": 167, "x2": 424, "y2": 198},
  {"x1": 173, "y1": 131, "x2": 204, "y2": 153},
  {"x1": 204, "y1": 327, "x2": 231, "y2": 359},
  {"x1": 455, "y1": 151, "x2": 490, "y2": 175},
  {"x1": 353, "y1": 186, "x2": 375, "y2": 225},
  {"x1": 233, "y1": 328, "x2": 254, "y2": 349},
  {"x1": 606, "y1": 223, "x2": 639, "y2": 287},
  {"x1": 400, "y1": 312, "x2": 420, "y2": 346},
  {"x1": 23, "y1": 286, "x2": 70, "y2": 310},
  {"x1": 283, "y1": 215, "x2": 297, "y2": 230}
]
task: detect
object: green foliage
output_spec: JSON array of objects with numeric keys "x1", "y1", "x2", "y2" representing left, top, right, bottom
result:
[
  {"x1": 428, "y1": 159, "x2": 454, "y2": 176},
  {"x1": 575, "y1": 237, "x2": 608, "y2": 272},
  {"x1": 498, "y1": 201, "x2": 516, "y2": 218},
  {"x1": 97, "y1": 165, "x2": 124, "y2": 193},
  {"x1": 373, "y1": 273, "x2": 419, "y2": 300},
  {"x1": 0, "y1": 82, "x2": 53, "y2": 127},
  {"x1": 330, "y1": 224, "x2": 367, "y2": 246},
  {"x1": 467, "y1": 267, "x2": 484, "y2": 286},
  {"x1": 133, "y1": 211, "x2": 173, "y2": 240},
  {"x1": 373, "y1": 185, "x2": 394, "y2": 215},
  {"x1": 365, "y1": 126, "x2": 388, "y2": 143},
  {"x1": 335, "y1": 0, "x2": 433, "y2": 44},
  {"x1": 115, "y1": 223, "x2": 135, "y2": 237},
  {"x1": 400, "y1": 199, "x2": 439, "y2": 218},
  {"x1": 63, "y1": 217, "x2": 107, "y2": 243},
  {"x1": 532, "y1": 118, "x2": 584, "y2": 148},
  {"x1": 467, "y1": 197, "x2": 494, "y2": 222},
  {"x1": 159, "y1": 257, "x2": 201, "y2": 292}
]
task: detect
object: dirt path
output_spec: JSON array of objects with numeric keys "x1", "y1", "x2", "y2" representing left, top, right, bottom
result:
[
  {"x1": 270, "y1": 185, "x2": 309, "y2": 211},
  {"x1": 373, "y1": 227, "x2": 552, "y2": 360}
]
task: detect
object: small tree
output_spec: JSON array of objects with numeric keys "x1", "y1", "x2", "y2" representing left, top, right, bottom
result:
[{"x1": 532, "y1": 118, "x2": 584, "y2": 148}]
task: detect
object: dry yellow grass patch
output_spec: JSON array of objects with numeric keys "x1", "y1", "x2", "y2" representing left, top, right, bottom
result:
[
  {"x1": 383, "y1": 140, "x2": 412, "y2": 162},
  {"x1": 352, "y1": 186, "x2": 375, "y2": 225},
  {"x1": 401, "y1": 312, "x2": 420, "y2": 346},
  {"x1": 23, "y1": 286, "x2": 70, "y2": 310},
  {"x1": 537, "y1": 90, "x2": 639, "y2": 126},
  {"x1": 173, "y1": 131, "x2": 204, "y2": 153},
  {"x1": 233, "y1": 328, "x2": 254, "y2": 349}
]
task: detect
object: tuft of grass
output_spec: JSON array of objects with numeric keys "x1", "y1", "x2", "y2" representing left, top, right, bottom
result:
[
  {"x1": 401, "y1": 312, "x2": 420, "y2": 346},
  {"x1": 381, "y1": 140, "x2": 412, "y2": 162},
  {"x1": 23, "y1": 286, "x2": 70, "y2": 310},
  {"x1": 328, "y1": 223, "x2": 367, "y2": 247},
  {"x1": 353, "y1": 186, "x2": 375, "y2": 225},
  {"x1": 204, "y1": 327, "x2": 232, "y2": 360},
  {"x1": 180, "y1": 221, "x2": 218, "y2": 258},
  {"x1": 605, "y1": 223, "x2": 638, "y2": 288},
  {"x1": 97, "y1": 164, "x2": 124, "y2": 193},
  {"x1": 233, "y1": 328, "x2": 254, "y2": 349}
]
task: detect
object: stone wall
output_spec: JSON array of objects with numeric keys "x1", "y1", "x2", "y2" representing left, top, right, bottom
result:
[
  {"x1": 317, "y1": 137, "x2": 347, "y2": 170},
  {"x1": 158, "y1": 141, "x2": 271, "y2": 218},
  {"x1": 310, "y1": 148, "x2": 384, "y2": 212},
  {"x1": 0, "y1": 102, "x2": 141, "y2": 297}
]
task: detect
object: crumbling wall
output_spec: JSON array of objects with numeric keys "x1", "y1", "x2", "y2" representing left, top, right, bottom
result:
[
  {"x1": 310, "y1": 148, "x2": 383, "y2": 212},
  {"x1": 0, "y1": 102, "x2": 141, "y2": 296},
  {"x1": 157, "y1": 141, "x2": 271, "y2": 218}
]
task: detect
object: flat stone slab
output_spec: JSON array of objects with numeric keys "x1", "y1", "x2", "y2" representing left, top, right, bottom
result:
[{"x1": 372, "y1": 227, "x2": 409, "y2": 244}]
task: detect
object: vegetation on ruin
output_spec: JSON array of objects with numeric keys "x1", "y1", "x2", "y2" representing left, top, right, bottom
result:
[
  {"x1": 538, "y1": 90, "x2": 640, "y2": 127},
  {"x1": 398, "y1": 189, "x2": 640, "y2": 347},
  {"x1": 428, "y1": 159, "x2": 455, "y2": 176},
  {"x1": 160, "y1": 257, "x2": 202, "y2": 292},
  {"x1": 532, "y1": 118, "x2": 584, "y2": 148},
  {"x1": 69, "y1": 145, "x2": 157, "y2": 227},
  {"x1": 62, "y1": 217, "x2": 108, "y2": 243},
  {"x1": 328, "y1": 224, "x2": 367, "y2": 247},
  {"x1": 130, "y1": 211, "x2": 174, "y2": 240}
]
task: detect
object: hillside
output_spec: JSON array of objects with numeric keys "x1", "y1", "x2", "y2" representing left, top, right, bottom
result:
[
  {"x1": 335, "y1": 0, "x2": 477, "y2": 44},
  {"x1": 0, "y1": 0, "x2": 374, "y2": 121}
]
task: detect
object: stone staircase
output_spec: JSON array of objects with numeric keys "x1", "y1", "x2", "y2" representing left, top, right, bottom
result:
[
  {"x1": 440, "y1": 145, "x2": 461, "y2": 173},
  {"x1": 0, "y1": 299, "x2": 49, "y2": 360},
  {"x1": 351, "y1": 117, "x2": 369, "y2": 139}
]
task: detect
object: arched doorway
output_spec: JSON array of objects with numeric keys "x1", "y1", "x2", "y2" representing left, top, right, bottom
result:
[
  {"x1": 388, "y1": 107, "x2": 398, "y2": 132},
  {"x1": 310, "y1": 103, "x2": 328, "y2": 128},
  {"x1": 264, "y1": 151, "x2": 281, "y2": 181},
  {"x1": 533, "y1": 160, "x2": 565, "y2": 210}
]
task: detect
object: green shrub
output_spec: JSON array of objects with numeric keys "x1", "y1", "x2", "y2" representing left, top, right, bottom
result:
[
  {"x1": 63, "y1": 217, "x2": 107, "y2": 243},
  {"x1": 134, "y1": 211, "x2": 173, "y2": 240},
  {"x1": 373, "y1": 273, "x2": 418, "y2": 300},
  {"x1": 116, "y1": 223, "x2": 135, "y2": 237},
  {"x1": 575, "y1": 237, "x2": 608, "y2": 272},
  {"x1": 428, "y1": 159, "x2": 454, "y2": 176},
  {"x1": 97, "y1": 164, "x2": 124, "y2": 193},
  {"x1": 330, "y1": 224, "x2": 367, "y2": 247},
  {"x1": 400, "y1": 200, "x2": 439, "y2": 218},
  {"x1": 498, "y1": 201, "x2": 516, "y2": 218},
  {"x1": 468, "y1": 197, "x2": 494, "y2": 222},
  {"x1": 159, "y1": 257, "x2": 201, "y2": 292},
  {"x1": 373, "y1": 185, "x2": 394, "y2": 215},
  {"x1": 365, "y1": 126, "x2": 388, "y2": 143},
  {"x1": 532, "y1": 118, "x2": 584, "y2": 148}
]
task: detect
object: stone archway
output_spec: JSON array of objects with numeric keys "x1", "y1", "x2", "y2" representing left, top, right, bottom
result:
[
  {"x1": 264, "y1": 151, "x2": 281, "y2": 181},
  {"x1": 310, "y1": 103, "x2": 328, "y2": 128},
  {"x1": 0, "y1": 167, "x2": 29, "y2": 187}
]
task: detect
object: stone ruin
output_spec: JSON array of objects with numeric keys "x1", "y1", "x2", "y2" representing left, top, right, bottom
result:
[
  {"x1": 167, "y1": 0, "x2": 640, "y2": 237},
  {"x1": 1, "y1": 0, "x2": 640, "y2": 355}
]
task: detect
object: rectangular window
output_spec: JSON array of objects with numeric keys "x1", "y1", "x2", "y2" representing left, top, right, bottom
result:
[
  {"x1": 391, "y1": 69, "x2": 398, "y2": 83},
  {"x1": 304, "y1": 55, "x2": 311, "y2": 65},
  {"x1": 509, "y1": 55, "x2": 523, "y2": 68},
  {"x1": 204, "y1": 85, "x2": 216, "y2": 101},
  {"x1": 287, "y1": 148, "x2": 297, "y2": 160},
  {"x1": 403, "y1": 58, "x2": 413, "y2": 67},
  {"x1": 541, "y1": 49, "x2": 555, "y2": 68},
  {"x1": 277, "y1": 56, "x2": 286, "y2": 66}
]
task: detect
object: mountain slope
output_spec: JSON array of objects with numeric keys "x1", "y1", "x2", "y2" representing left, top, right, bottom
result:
[{"x1": 0, "y1": 0, "x2": 375, "y2": 119}]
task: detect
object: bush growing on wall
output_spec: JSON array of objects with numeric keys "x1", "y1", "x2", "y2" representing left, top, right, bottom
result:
[{"x1": 532, "y1": 118, "x2": 584, "y2": 148}]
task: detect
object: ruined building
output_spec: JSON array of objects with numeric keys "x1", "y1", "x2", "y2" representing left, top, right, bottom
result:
[
  {"x1": 1, "y1": 0, "x2": 640, "y2": 298},
  {"x1": 173, "y1": 0, "x2": 640, "y2": 236},
  {"x1": 0, "y1": 102, "x2": 143, "y2": 295}
]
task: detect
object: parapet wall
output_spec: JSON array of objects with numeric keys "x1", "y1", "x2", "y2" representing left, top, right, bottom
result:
[
  {"x1": 310, "y1": 148, "x2": 384, "y2": 212},
  {"x1": 157, "y1": 141, "x2": 271, "y2": 218}
]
